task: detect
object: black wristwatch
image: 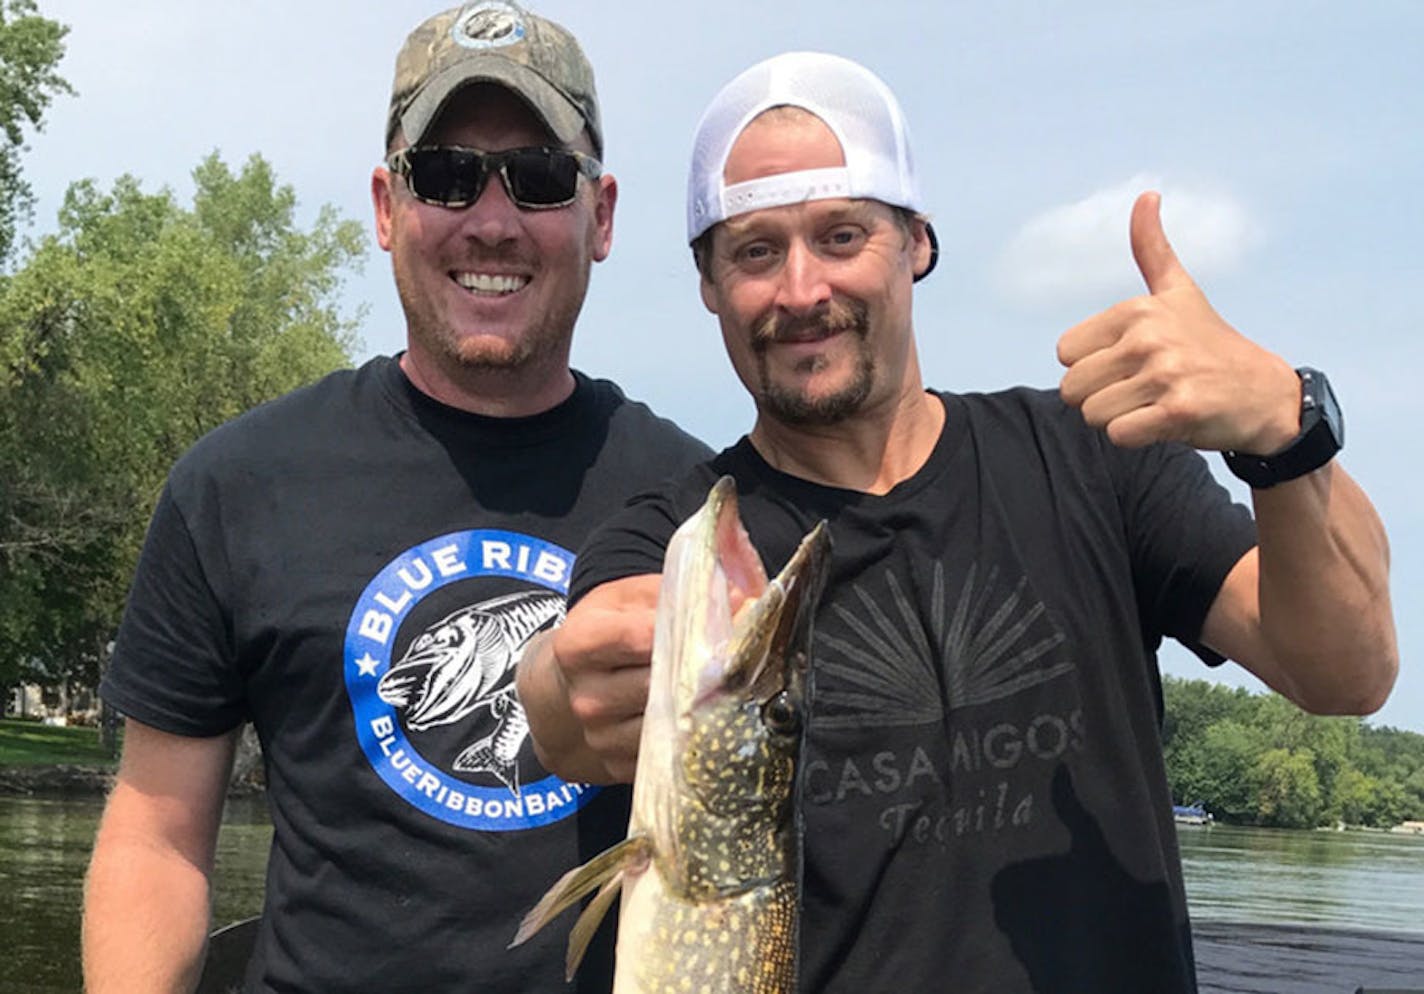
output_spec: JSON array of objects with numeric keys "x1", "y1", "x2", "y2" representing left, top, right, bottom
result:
[{"x1": 1223, "y1": 367, "x2": 1344, "y2": 489}]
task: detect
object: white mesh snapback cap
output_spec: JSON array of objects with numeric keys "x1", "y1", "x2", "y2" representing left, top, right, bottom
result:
[{"x1": 686, "y1": 51, "x2": 937, "y2": 279}]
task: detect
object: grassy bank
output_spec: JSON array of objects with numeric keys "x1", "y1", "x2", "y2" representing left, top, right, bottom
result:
[{"x1": 0, "y1": 718, "x2": 118, "y2": 767}]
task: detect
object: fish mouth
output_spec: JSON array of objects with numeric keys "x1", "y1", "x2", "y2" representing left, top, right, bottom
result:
[
  {"x1": 675, "y1": 476, "x2": 830, "y2": 712},
  {"x1": 707, "y1": 477, "x2": 768, "y2": 614},
  {"x1": 724, "y1": 508, "x2": 829, "y2": 708}
]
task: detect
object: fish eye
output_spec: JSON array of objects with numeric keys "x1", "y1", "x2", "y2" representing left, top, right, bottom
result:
[{"x1": 762, "y1": 692, "x2": 800, "y2": 736}]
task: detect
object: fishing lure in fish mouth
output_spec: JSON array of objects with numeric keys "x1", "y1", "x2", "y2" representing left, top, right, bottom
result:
[{"x1": 511, "y1": 476, "x2": 830, "y2": 994}]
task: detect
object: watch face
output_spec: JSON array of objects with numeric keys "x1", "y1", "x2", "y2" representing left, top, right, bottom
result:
[{"x1": 1318, "y1": 373, "x2": 1345, "y2": 446}]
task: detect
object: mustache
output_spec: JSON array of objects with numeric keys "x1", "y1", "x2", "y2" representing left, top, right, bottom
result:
[{"x1": 751, "y1": 296, "x2": 868, "y2": 351}]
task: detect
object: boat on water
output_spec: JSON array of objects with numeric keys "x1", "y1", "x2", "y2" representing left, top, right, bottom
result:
[
  {"x1": 196, "y1": 917, "x2": 258, "y2": 994},
  {"x1": 1174, "y1": 803, "x2": 1213, "y2": 826}
]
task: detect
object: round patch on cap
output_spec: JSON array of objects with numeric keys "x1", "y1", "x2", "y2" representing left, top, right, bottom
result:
[{"x1": 453, "y1": 1, "x2": 526, "y2": 49}]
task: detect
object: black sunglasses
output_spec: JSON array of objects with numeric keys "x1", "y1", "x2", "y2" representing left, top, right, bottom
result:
[{"x1": 386, "y1": 145, "x2": 602, "y2": 210}]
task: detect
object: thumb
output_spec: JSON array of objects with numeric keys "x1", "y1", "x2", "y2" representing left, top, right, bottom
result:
[{"x1": 1130, "y1": 191, "x2": 1193, "y2": 294}]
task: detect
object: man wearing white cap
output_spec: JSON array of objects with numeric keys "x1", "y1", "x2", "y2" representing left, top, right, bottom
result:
[
  {"x1": 519, "y1": 51, "x2": 1396, "y2": 990},
  {"x1": 82, "y1": 4, "x2": 708, "y2": 992}
]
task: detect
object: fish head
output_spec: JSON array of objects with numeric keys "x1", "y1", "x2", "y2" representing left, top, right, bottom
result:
[{"x1": 638, "y1": 476, "x2": 829, "y2": 889}]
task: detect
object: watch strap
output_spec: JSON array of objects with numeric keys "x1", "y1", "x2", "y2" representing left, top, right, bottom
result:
[{"x1": 1222, "y1": 367, "x2": 1343, "y2": 489}]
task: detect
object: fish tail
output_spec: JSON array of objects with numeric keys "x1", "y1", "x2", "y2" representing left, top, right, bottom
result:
[{"x1": 453, "y1": 703, "x2": 530, "y2": 795}]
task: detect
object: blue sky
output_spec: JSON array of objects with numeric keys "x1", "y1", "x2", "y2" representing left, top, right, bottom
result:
[{"x1": 19, "y1": 1, "x2": 1423, "y2": 732}]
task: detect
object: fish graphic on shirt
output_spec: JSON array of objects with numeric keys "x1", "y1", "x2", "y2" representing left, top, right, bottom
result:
[{"x1": 376, "y1": 589, "x2": 564, "y2": 795}]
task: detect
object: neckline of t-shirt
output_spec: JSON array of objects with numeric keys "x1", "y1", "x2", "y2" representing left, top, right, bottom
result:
[
  {"x1": 731, "y1": 391, "x2": 967, "y2": 508},
  {"x1": 374, "y1": 354, "x2": 601, "y2": 447}
]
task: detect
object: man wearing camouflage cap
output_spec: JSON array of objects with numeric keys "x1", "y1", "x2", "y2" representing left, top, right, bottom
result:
[{"x1": 82, "y1": 4, "x2": 708, "y2": 992}]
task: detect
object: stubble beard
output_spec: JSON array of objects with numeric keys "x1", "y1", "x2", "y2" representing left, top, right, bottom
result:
[
  {"x1": 752, "y1": 296, "x2": 874, "y2": 426},
  {"x1": 393, "y1": 254, "x2": 586, "y2": 378}
]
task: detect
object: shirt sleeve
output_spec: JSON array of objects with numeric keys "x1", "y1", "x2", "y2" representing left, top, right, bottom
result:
[
  {"x1": 567, "y1": 491, "x2": 686, "y2": 608},
  {"x1": 1109, "y1": 441, "x2": 1257, "y2": 665},
  {"x1": 100, "y1": 482, "x2": 248, "y2": 736}
]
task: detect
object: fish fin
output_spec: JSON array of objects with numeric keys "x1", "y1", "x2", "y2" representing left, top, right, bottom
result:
[
  {"x1": 563, "y1": 870, "x2": 625, "y2": 980},
  {"x1": 509, "y1": 834, "x2": 653, "y2": 949}
]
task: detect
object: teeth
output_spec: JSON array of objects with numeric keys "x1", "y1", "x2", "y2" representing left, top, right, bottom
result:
[{"x1": 454, "y1": 273, "x2": 529, "y2": 294}]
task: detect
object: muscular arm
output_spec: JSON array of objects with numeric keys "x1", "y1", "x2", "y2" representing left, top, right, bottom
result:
[
  {"x1": 82, "y1": 719, "x2": 238, "y2": 994},
  {"x1": 518, "y1": 574, "x2": 661, "y2": 784},
  {"x1": 1058, "y1": 192, "x2": 1398, "y2": 715},
  {"x1": 1202, "y1": 462, "x2": 1397, "y2": 714}
]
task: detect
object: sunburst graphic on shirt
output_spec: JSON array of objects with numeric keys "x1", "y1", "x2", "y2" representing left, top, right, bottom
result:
[{"x1": 813, "y1": 561, "x2": 1072, "y2": 729}]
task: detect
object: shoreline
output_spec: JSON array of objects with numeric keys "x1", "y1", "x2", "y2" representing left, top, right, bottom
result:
[
  {"x1": 0, "y1": 763, "x2": 115, "y2": 796},
  {"x1": 0, "y1": 763, "x2": 263, "y2": 797},
  {"x1": 0, "y1": 767, "x2": 1411, "y2": 831}
]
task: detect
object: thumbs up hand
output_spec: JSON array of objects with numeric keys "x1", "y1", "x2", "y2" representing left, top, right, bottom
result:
[{"x1": 1058, "y1": 192, "x2": 1301, "y2": 455}]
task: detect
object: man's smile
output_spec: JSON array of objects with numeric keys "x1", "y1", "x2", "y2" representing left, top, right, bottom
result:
[{"x1": 453, "y1": 271, "x2": 531, "y2": 295}]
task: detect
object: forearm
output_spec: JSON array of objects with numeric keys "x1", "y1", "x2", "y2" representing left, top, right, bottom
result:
[
  {"x1": 1252, "y1": 461, "x2": 1397, "y2": 713},
  {"x1": 82, "y1": 785, "x2": 214, "y2": 994},
  {"x1": 517, "y1": 631, "x2": 618, "y2": 784}
]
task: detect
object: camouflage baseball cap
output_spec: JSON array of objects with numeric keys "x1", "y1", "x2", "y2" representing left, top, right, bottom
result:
[{"x1": 386, "y1": 1, "x2": 602, "y2": 155}]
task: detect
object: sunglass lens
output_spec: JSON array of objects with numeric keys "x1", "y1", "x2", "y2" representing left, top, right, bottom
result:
[
  {"x1": 407, "y1": 149, "x2": 486, "y2": 205},
  {"x1": 505, "y1": 150, "x2": 580, "y2": 206}
]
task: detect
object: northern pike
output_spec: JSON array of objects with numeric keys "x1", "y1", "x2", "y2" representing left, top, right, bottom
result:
[{"x1": 512, "y1": 476, "x2": 829, "y2": 994}]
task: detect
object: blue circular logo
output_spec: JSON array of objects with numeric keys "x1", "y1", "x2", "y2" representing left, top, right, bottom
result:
[{"x1": 344, "y1": 529, "x2": 600, "y2": 830}]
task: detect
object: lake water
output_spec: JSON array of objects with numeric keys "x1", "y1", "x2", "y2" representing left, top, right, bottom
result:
[
  {"x1": 1177, "y1": 822, "x2": 1424, "y2": 993},
  {"x1": 1, "y1": 795, "x2": 1421, "y2": 993},
  {"x1": 1177, "y1": 821, "x2": 1424, "y2": 932},
  {"x1": 0, "y1": 794, "x2": 270, "y2": 994}
]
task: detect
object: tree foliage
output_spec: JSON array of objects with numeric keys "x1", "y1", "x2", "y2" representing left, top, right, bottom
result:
[
  {"x1": 0, "y1": 0, "x2": 72, "y2": 264},
  {"x1": 0, "y1": 154, "x2": 365, "y2": 699},
  {"x1": 1163, "y1": 675, "x2": 1424, "y2": 829}
]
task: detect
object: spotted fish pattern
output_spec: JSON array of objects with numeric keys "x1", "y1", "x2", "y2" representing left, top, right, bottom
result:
[{"x1": 511, "y1": 478, "x2": 829, "y2": 994}]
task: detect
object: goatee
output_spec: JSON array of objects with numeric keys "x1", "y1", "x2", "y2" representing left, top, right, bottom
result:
[{"x1": 752, "y1": 296, "x2": 873, "y2": 426}]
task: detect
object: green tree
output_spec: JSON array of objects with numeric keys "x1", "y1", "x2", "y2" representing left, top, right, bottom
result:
[
  {"x1": 1161, "y1": 676, "x2": 1256, "y2": 807},
  {"x1": 0, "y1": 0, "x2": 72, "y2": 264},
  {"x1": 1162, "y1": 676, "x2": 1424, "y2": 829},
  {"x1": 1331, "y1": 767, "x2": 1375, "y2": 826},
  {"x1": 1187, "y1": 719, "x2": 1266, "y2": 822},
  {"x1": 0, "y1": 154, "x2": 365, "y2": 709},
  {"x1": 1161, "y1": 676, "x2": 1254, "y2": 752},
  {"x1": 1253, "y1": 747, "x2": 1324, "y2": 828},
  {"x1": 1251, "y1": 693, "x2": 1358, "y2": 824},
  {"x1": 1330, "y1": 766, "x2": 1410, "y2": 828},
  {"x1": 1358, "y1": 725, "x2": 1424, "y2": 817},
  {"x1": 1402, "y1": 766, "x2": 1424, "y2": 820}
]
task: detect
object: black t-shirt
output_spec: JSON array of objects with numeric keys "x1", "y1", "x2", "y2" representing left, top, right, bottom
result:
[
  {"x1": 571, "y1": 388, "x2": 1256, "y2": 994},
  {"x1": 102, "y1": 355, "x2": 711, "y2": 994}
]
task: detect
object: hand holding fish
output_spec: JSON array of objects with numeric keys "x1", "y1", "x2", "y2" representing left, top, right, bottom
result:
[
  {"x1": 1057, "y1": 191, "x2": 1301, "y2": 454},
  {"x1": 518, "y1": 574, "x2": 659, "y2": 784},
  {"x1": 521, "y1": 532, "x2": 768, "y2": 785},
  {"x1": 551, "y1": 574, "x2": 661, "y2": 782}
]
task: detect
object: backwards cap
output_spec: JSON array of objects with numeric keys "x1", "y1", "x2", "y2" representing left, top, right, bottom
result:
[
  {"x1": 686, "y1": 51, "x2": 935, "y2": 279},
  {"x1": 387, "y1": 1, "x2": 602, "y2": 155}
]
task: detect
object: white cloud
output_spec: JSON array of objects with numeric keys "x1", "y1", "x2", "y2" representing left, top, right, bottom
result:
[{"x1": 994, "y1": 175, "x2": 1263, "y2": 310}]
